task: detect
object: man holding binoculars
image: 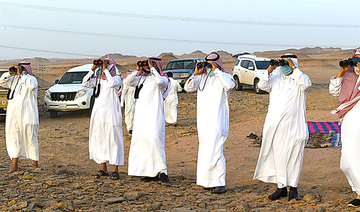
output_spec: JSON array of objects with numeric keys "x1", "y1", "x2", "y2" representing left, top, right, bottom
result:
[
  {"x1": 82, "y1": 55, "x2": 124, "y2": 180},
  {"x1": 0, "y1": 61, "x2": 39, "y2": 173},
  {"x1": 253, "y1": 53, "x2": 311, "y2": 201},
  {"x1": 329, "y1": 49, "x2": 360, "y2": 207},
  {"x1": 184, "y1": 52, "x2": 235, "y2": 194},
  {"x1": 125, "y1": 57, "x2": 171, "y2": 182}
]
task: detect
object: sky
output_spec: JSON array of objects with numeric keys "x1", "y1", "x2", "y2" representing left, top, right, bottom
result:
[{"x1": 0, "y1": 0, "x2": 359, "y2": 60}]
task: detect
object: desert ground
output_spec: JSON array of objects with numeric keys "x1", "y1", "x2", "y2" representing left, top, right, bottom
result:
[{"x1": 0, "y1": 48, "x2": 357, "y2": 211}]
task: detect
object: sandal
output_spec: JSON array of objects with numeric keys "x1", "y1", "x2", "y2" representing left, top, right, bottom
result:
[
  {"x1": 94, "y1": 170, "x2": 108, "y2": 179},
  {"x1": 110, "y1": 171, "x2": 120, "y2": 180}
]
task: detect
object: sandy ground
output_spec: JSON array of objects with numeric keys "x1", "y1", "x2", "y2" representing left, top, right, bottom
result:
[{"x1": 0, "y1": 50, "x2": 358, "y2": 211}]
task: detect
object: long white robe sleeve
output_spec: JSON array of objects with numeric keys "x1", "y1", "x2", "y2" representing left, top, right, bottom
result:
[
  {"x1": 254, "y1": 68, "x2": 311, "y2": 187},
  {"x1": 0, "y1": 73, "x2": 39, "y2": 161},
  {"x1": 184, "y1": 69, "x2": 236, "y2": 188},
  {"x1": 86, "y1": 69, "x2": 124, "y2": 165},
  {"x1": 120, "y1": 83, "x2": 135, "y2": 131},
  {"x1": 164, "y1": 78, "x2": 182, "y2": 124},
  {"x1": 128, "y1": 69, "x2": 170, "y2": 177},
  {"x1": 329, "y1": 74, "x2": 360, "y2": 195}
]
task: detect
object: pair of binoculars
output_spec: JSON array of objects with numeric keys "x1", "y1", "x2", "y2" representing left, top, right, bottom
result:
[
  {"x1": 93, "y1": 59, "x2": 104, "y2": 66},
  {"x1": 137, "y1": 60, "x2": 149, "y2": 67},
  {"x1": 270, "y1": 59, "x2": 289, "y2": 66},
  {"x1": 339, "y1": 57, "x2": 360, "y2": 67},
  {"x1": 197, "y1": 61, "x2": 213, "y2": 69},
  {"x1": 9, "y1": 66, "x2": 18, "y2": 73}
]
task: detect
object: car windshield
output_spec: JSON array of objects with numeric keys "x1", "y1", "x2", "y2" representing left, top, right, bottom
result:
[
  {"x1": 59, "y1": 71, "x2": 89, "y2": 84},
  {"x1": 165, "y1": 60, "x2": 194, "y2": 70},
  {"x1": 255, "y1": 61, "x2": 270, "y2": 70}
]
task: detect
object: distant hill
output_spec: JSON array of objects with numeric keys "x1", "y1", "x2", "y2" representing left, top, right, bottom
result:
[
  {"x1": 106, "y1": 53, "x2": 137, "y2": 59},
  {"x1": 160, "y1": 53, "x2": 178, "y2": 66}
]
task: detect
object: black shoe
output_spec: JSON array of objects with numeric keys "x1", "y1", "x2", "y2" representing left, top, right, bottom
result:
[
  {"x1": 129, "y1": 130, "x2": 132, "y2": 135},
  {"x1": 348, "y1": 199, "x2": 360, "y2": 207},
  {"x1": 158, "y1": 173, "x2": 169, "y2": 183},
  {"x1": 141, "y1": 176, "x2": 157, "y2": 182},
  {"x1": 268, "y1": 187, "x2": 287, "y2": 200},
  {"x1": 211, "y1": 186, "x2": 227, "y2": 194},
  {"x1": 247, "y1": 133, "x2": 258, "y2": 139},
  {"x1": 288, "y1": 187, "x2": 298, "y2": 201},
  {"x1": 203, "y1": 187, "x2": 213, "y2": 190}
]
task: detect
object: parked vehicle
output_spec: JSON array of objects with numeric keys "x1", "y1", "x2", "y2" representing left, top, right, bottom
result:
[
  {"x1": 0, "y1": 68, "x2": 8, "y2": 118},
  {"x1": 44, "y1": 64, "x2": 119, "y2": 118},
  {"x1": 163, "y1": 58, "x2": 204, "y2": 87},
  {"x1": 232, "y1": 54, "x2": 270, "y2": 94}
]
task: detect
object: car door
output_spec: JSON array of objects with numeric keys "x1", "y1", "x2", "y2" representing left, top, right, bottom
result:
[
  {"x1": 245, "y1": 60, "x2": 256, "y2": 85},
  {"x1": 239, "y1": 60, "x2": 250, "y2": 84}
]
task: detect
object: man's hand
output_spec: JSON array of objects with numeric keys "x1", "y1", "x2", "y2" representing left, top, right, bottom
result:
[
  {"x1": 285, "y1": 58, "x2": 295, "y2": 70},
  {"x1": 194, "y1": 62, "x2": 204, "y2": 75},
  {"x1": 268, "y1": 58, "x2": 279, "y2": 74},
  {"x1": 337, "y1": 57, "x2": 351, "y2": 78},
  {"x1": 208, "y1": 61, "x2": 216, "y2": 71},
  {"x1": 147, "y1": 59, "x2": 153, "y2": 69},
  {"x1": 102, "y1": 59, "x2": 108, "y2": 71},
  {"x1": 91, "y1": 64, "x2": 100, "y2": 71}
]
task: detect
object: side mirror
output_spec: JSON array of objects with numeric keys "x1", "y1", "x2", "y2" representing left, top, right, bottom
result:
[
  {"x1": 248, "y1": 66, "x2": 254, "y2": 70},
  {"x1": 55, "y1": 79, "x2": 59, "y2": 84}
]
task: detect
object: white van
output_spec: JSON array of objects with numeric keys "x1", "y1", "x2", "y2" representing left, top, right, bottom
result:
[
  {"x1": 232, "y1": 54, "x2": 270, "y2": 94},
  {"x1": 44, "y1": 64, "x2": 96, "y2": 118}
]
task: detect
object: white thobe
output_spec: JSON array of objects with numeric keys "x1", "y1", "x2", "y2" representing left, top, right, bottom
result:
[
  {"x1": 82, "y1": 69, "x2": 124, "y2": 165},
  {"x1": 164, "y1": 78, "x2": 182, "y2": 124},
  {"x1": 120, "y1": 83, "x2": 135, "y2": 131},
  {"x1": 329, "y1": 75, "x2": 360, "y2": 195},
  {"x1": 184, "y1": 69, "x2": 235, "y2": 187},
  {"x1": 253, "y1": 68, "x2": 311, "y2": 187},
  {"x1": 0, "y1": 72, "x2": 39, "y2": 161},
  {"x1": 125, "y1": 68, "x2": 170, "y2": 177}
]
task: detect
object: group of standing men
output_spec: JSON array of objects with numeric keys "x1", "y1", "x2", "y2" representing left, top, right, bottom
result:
[{"x1": 1, "y1": 50, "x2": 360, "y2": 207}]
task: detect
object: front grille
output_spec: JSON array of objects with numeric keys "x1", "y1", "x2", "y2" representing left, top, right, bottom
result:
[{"x1": 51, "y1": 92, "x2": 77, "y2": 101}]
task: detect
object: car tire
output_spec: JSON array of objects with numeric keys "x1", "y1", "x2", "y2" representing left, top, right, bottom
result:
[
  {"x1": 234, "y1": 75, "x2": 243, "y2": 91},
  {"x1": 50, "y1": 111, "x2": 58, "y2": 118},
  {"x1": 254, "y1": 79, "x2": 262, "y2": 94}
]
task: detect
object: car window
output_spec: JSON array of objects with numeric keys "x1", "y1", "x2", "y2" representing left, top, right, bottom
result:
[
  {"x1": 235, "y1": 60, "x2": 240, "y2": 66},
  {"x1": 255, "y1": 61, "x2": 270, "y2": 70},
  {"x1": 248, "y1": 61, "x2": 255, "y2": 70},
  {"x1": 59, "y1": 71, "x2": 89, "y2": 84},
  {"x1": 240, "y1": 60, "x2": 249, "y2": 68},
  {"x1": 165, "y1": 60, "x2": 194, "y2": 70}
]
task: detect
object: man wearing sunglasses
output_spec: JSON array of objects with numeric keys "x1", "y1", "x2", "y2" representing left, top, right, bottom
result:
[
  {"x1": 0, "y1": 61, "x2": 39, "y2": 173},
  {"x1": 184, "y1": 52, "x2": 235, "y2": 194}
]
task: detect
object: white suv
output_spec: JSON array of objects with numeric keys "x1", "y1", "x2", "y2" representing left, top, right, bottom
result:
[
  {"x1": 44, "y1": 64, "x2": 95, "y2": 118},
  {"x1": 232, "y1": 54, "x2": 270, "y2": 94}
]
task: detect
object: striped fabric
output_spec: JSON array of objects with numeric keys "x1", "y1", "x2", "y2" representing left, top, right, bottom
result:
[{"x1": 307, "y1": 122, "x2": 341, "y2": 133}]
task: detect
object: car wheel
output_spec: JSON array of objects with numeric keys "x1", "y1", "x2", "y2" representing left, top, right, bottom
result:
[
  {"x1": 50, "y1": 111, "x2": 58, "y2": 118},
  {"x1": 234, "y1": 76, "x2": 243, "y2": 91},
  {"x1": 254, "y1": 79, "x2": 262, "y2": 94}
]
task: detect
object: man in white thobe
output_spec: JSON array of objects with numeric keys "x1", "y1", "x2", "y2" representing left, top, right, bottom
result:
[
  {"x1": 82, "y1": 55, "x2": 124, "y2": 180},
  {"x1": 253, "y1": 54, "x2": 311, "y2": 201},
  {"x1": 0, "y1": 61, "x2": 39, "y2": 173},
  {"x1": 329, "y1": 49, "x2": 360, "y2": 208},
  {"x1": 124, "y1": 57, "x2": 170, "y2": 182},
  {"x1": 184, "y1": 52, "x2": 235, "y2": 194},
  {"x1": 120, "y1": 71, "x2": 136, "y2": 135},
  {"x1": 164, "y1": 72, "x2": 182, "y2": 126}
]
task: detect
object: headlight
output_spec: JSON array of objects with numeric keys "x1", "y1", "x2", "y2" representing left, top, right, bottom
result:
[
  {"x1": 75, "y1": 89, "x2": 86, "y2": 100},
  {"x1": 45, "y1": 90, "x2": 51, "y2": 99},
  {"x1": 180, "y1": 73, "x2": 190, "y2": 78}
]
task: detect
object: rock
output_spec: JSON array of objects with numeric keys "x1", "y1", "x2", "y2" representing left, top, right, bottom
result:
[
  {"x1": 303, "y1": 194, "x2": 316, "y2": 202},
  {"x1": 235, "y1": 204, "x2": 251, "y2": 212},
  {"x1": 316, "y1": 206, "x2": 325, "y2": 212},
  {"x1": 182, "y1": 180, "x2": 192, "y2": 185},
  {"x1": 150, "y1": 202, "x2": 162, "y2": 210},
  {"x1": 124, "y1": 191, "x2": 147, "y2": 201},
  {"x1": 252, "y1": 207, "x2": 273, "y2": 212},
  {"x1": 15, "y1": 202, "x2": 28, "y2": 210},
  {"x1": 171, "y1": 208, "x2": 195, "y2": 212},
  {"x1": 215, "y1": 200, "x2": 231, "y2": 206},
  {"x1": 103, "y1": 197, "x2": 126, "y2": 204},
  {"x1": 8, "y1": 200, "x2": 16, "y2": 207},
  {"x1": 46, "y1": 181, "x2": 60, "y2": 187}
]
